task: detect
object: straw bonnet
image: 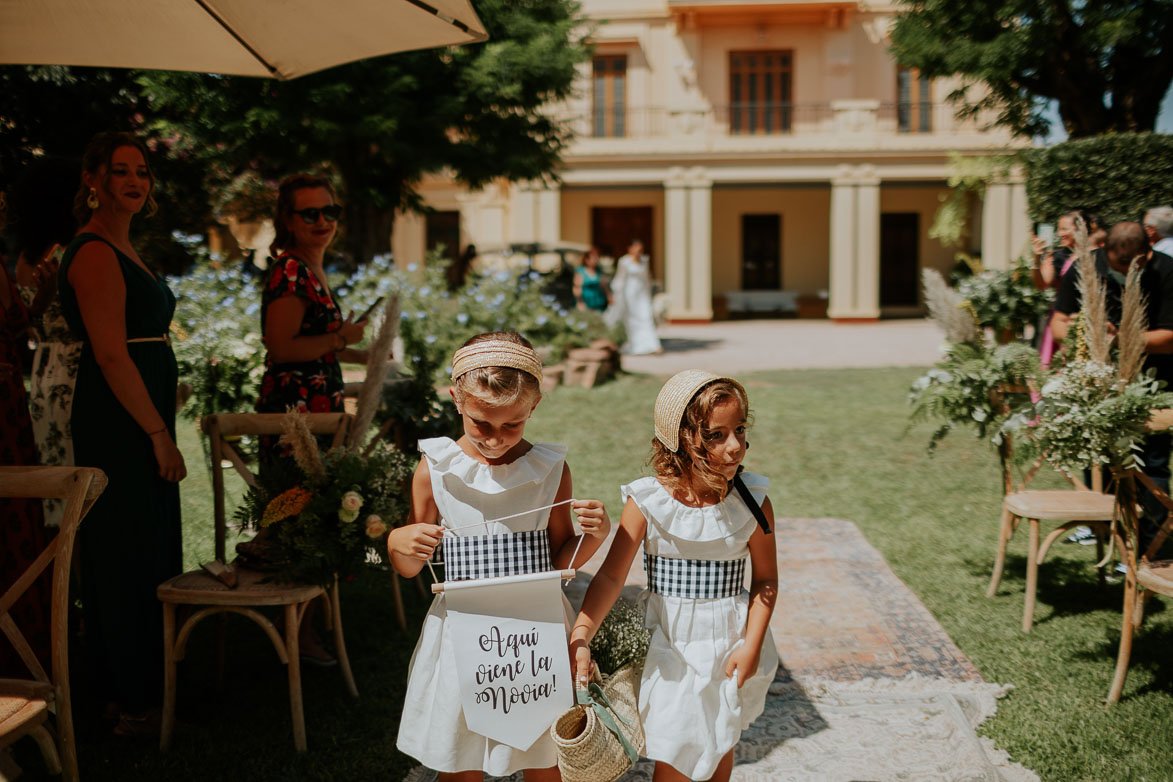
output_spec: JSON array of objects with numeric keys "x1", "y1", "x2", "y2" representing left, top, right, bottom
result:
[
  {"x1": 654, "y1": 369, "x2": 747, "y2": 452},
  {"x1": 450, "y1": 339, "x2": 544, "y2": 385}
]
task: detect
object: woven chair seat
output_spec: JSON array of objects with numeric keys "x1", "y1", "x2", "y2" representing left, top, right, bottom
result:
[
  {"x1": 157, "y1": 565, "x2": 324, "y2": 607},
  {"x1": 1004, "y1": 490, "x2": 1116, "y2": 521},
  {"x1": 1137, "y1": 560, "x2": 1173, "y2": 596}
]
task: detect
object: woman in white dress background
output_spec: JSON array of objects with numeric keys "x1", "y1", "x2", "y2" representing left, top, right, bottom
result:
[{"x1": 607, "y1": 239, "x2": 662, "y2": 355}]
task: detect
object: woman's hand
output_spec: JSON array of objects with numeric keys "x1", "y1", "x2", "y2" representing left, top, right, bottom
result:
[
  {"x1": 388, "y1": 523, "x2": 444, "y2": 561},
  {"x1": 724, "y1": 644, "x2": 760, "y2": 689},
  {"x1": 150, "y1": 431, "x2": 187, "y2": 482},
  {"x1": 337, "y1": 313, "x2": 368, "y2": 347},
  {"x1": 570, "y1": 637, "x2": 594, "y2": 687},
  {"x1": 572, "y1": 499, "x2": 611, "y2": 540}
]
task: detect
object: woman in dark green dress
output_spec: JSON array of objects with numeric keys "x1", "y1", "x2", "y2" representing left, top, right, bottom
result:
[{"x1": 58, "y1": 132, "x2": 184, "y2": 733}]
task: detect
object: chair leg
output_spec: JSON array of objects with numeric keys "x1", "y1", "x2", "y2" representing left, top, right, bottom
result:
[
  {"x1": 160, "y1": 602, "x2": 177, "y2": 751},
  {"x1": 1022, "y1": 518, "x2": 1040, "y2": 632},
  {"x1": 331, "y1": 582, "x2": 359, "y2": 698},
  {"x1": 285, "y1": 603, "x2": 308, "y2": 752},
  {"x1": 1096, "y1": 534, "x2": 1107, "y2": 589},
  {"x1": 987, "y1": 507, "x2": 1015, "y2": 598},
  {"x1": 1108, "y1": 567, "x2": 1139, "y2": 703},
  {"x1": 390, "y1": 570, "x2": 407, "y2": 631},
  {"x1": 28, "y1": 724, "x2": 62, "y2": 775}
]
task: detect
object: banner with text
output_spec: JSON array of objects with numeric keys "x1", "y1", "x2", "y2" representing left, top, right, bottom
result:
[{"x1": 445, "y1": 570, "x2": 572, "y2": 750}]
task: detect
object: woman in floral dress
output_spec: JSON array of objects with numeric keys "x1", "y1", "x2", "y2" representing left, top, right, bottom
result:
[{"x1": 254, "y1": 174, "x2": 368, "y2": 465}]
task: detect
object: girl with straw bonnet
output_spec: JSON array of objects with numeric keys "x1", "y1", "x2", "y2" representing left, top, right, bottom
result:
[
  {"x1": 569, "y1": 369, "x2": 779, "y2": 782},
  {"x1": 388, "y1": 331, "x2": 612, "y2": 781}
]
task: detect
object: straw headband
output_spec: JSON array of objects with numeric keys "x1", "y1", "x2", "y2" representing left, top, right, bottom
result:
[
  {"x1": 450, "y1": 340, "x2": 544, "y2": 385},
  {"x1": 654, "y1": 369, "x2": 747, "y2": 452}
]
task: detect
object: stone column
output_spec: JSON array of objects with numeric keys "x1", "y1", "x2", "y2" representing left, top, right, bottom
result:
[
  {"x1": 536, "y1": 182, "x2": 561, "y2": 246},
  {"x1": 827, "y1": 165, "x2": 881, "y2": 321},
  {"x1": 663, "y1": 166, "x2": 713, "y2": 321},
  {"x1": 981, "y1": 180, "x2": 1012, "y2": 270}
]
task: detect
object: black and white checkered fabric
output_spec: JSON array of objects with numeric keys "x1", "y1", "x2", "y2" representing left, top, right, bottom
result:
[
  {"x1": 439, "y1": 529, "x2": 553, "y2": 581},
  {"x1": 644, "y1": 553, "x2": 747, "y2": 599}
]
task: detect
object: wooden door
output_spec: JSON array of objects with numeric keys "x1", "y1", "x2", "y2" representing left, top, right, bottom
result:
[
  {"x1": 741, "y1": 214, "x2": 781, "y2": 289},
  {"x1": 880, "y1": 212, "x2": 919, "y2": 307},
  {"x1": 591, "y1": 206, "x2": 654, "y2": 271}
]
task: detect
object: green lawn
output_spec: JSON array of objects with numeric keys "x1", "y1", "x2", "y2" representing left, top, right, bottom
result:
[{"x1": 46, "y1": 367, "x2": 1173, "y2": 782}]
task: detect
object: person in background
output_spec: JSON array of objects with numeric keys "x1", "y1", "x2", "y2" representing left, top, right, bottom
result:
[
  {"x1": 0, "y1": 196, "x2": 52, "y2": 685},
  {"x1": 1144, "y1": 205, "x2": 1173, "y2": 257},
  {"x1": 57, "y1": 131, "x2": 184, "y2": 735},
  {"x1": 607, "y1": 239, "x2": 662, "y2": 355},
  {"x1": 11, "y1": 157, "x2": 81, "y2": 528},
  {"x1": 446, "y1": 243, "x2": 477, "y2": 292},
  {"x1": 573, "y1": 246, "x2": 610, "y2": 312}
]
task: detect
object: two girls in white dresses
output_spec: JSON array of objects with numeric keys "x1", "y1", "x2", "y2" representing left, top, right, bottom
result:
[{"x1": 391, "y1": 334, "x2": 777, "y2": 782}]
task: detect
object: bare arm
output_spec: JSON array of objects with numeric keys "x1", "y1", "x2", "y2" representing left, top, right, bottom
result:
[
  {"x1": 573, "y1": 272, "x2": 586, "y2": 311},
  {"x1": 549, "y1": 464, "x2": 611, "y2": 570},
  {"x1": 569, "y1": 497, "x2": 647, "y2": 683},
  {"x1": 725, "y1": 497, "x2": 779, "y2": 687},
  {"x1": 1146, "y1": 329, "x2": 1173, "y2": 355},
  {"x1": 68, "y1": 242, "x2": 185, "y2": 482},
  {"x1": 263, "y1": 295, "x2": 367, "y2": 365},
  {"x1": 387, "y1": 458, "x2": 444, "y2": 578},
  {"x1": 1051, "y1": 309, "x2": 1073, "y2": 342},
  {"x1": 1029, "y1": 236, "x2": 1055, "y2": 291}
]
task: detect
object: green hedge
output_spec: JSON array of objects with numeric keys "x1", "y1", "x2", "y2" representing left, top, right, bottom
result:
[{"x1": 1023, "y1": 133, "x2": 1173, "y2": 226}]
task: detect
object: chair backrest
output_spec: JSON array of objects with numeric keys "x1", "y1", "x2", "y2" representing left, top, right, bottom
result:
[
  {"x1": 199, "y1": 413, "x2": 354, "y2": 561},
  {"x1": 0, "y1": 466, "x2": 106, "y2": 779}
]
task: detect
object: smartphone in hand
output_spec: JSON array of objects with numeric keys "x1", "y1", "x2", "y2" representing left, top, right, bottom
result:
[{"x1": 353, "y1": 296, "x2": 385, "y2": 323}]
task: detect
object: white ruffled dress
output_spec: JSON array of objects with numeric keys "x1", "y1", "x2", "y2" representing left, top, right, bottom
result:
[
  {"x1": 397, "y1": 437, "x2": 569, "y2": 776},
  {"x1": 623, "y1": 472, "x2": 779, "y2": 780}
]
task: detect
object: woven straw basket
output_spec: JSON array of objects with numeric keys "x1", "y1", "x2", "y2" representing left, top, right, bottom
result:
[{"x1": 550, "y1": 664, "x2": 645, "y2": 782}]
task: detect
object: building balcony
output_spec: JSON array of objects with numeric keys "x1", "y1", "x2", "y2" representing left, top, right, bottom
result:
[{"x1": 555, "y1": 100, "x2": 1016, "y2": 159}]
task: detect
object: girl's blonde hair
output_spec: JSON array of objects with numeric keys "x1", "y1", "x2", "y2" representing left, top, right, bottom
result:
[
  {"x1": 651, "y1": 380, "x2": 749, "y2": 500},
  {"x1": 452, "y1": 331, "x2": 542, "y2": 408}
]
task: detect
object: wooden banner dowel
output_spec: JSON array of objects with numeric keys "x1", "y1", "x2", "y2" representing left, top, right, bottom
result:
[{"x1": 431, "y1": 569, "x2": 576, "y2": 594}]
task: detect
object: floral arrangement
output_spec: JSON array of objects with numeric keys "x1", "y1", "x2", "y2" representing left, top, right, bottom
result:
[
  {"x1": 589, "y1": 598, "x2": 650, "y2": 676},
  {"x1": 955, "y1": 261, "x2": 1053, "y2": 340},
  {"x1": 234, "y1": 412, "x2": 414, "y2": 587},
  {"x1": 169, "y1": 252, "x2": 266, "y2": 421},
  {"x1": 910, "y1": 269, "x2": 1040, "y2": 453}
]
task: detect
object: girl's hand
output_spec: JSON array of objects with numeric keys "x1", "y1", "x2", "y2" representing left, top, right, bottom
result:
[
  {"x1": 572, "y1": 499, "x2": 611, "y2": 540},
  {"x1": 570, "y1": 638, "x2": 594, "y2": 686},
  {"x1": 388, "y1": 523, "x2": 444, "y2": 561},
  {"x1": 150, "y1": 430, "x2": 187, "y2": 482},
  {"x1": 724, "y1": 644, "x2": 760, "y2": 689}
]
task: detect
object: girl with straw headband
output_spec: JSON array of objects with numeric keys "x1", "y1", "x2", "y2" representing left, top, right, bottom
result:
[
  {"x1": 389, "y1": 331, "x2": 612, "y2": 781},
  {"x1": 570, "y1": 370, "x2": 779, "y2": 782}
]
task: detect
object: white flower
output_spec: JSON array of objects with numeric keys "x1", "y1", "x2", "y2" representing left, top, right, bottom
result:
[
  {"x1": 341, "y1": 491, "x2": 364, "y2": 512},
  {"x1": 365, "y1": 515, "x2": 388, "y2": 539}
]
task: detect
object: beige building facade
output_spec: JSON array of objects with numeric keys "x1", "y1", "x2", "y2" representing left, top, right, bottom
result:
[{"x1": 393, "y1": 0, "x2": 1032, "y2": 321}]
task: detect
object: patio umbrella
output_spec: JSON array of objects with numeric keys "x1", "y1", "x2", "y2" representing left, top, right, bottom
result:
[{"x1": 0, "y1": 0, "x2": 487, "y2": 79}]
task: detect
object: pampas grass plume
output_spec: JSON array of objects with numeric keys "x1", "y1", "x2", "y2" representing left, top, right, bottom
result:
[
  {"x1": 1118, "y1": 257, "x2": 1149, "y2": 384},
  {"x1": 922, "y1": 269, "x2": 978, "y2": 344},
  {"x1": 347, "y1": 295, "x2": 401, "y2": 451},
  {"x1": 280, "y1": 408, "x2": 326, "y2": 483},
  {"x1": 1073, "y1": 216, "x2": 1111, "y2": 364}
]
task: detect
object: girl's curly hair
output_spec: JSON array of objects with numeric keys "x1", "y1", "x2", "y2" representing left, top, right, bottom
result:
[{"x1": 651, "y1": 380, "x2": 750, "y2": 501}]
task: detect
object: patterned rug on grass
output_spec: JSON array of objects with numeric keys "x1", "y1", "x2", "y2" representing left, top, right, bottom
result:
[{"x1": 403, "y1": 518, "x2": 1037, "y2": 782}]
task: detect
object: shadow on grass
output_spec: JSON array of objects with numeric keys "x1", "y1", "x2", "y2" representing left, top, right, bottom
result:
[
  {"x1": 657, "y1": 336, "x2": 722, "y2": 354},
  {"x1": 1075, "y1": 615, "x2": 1173, "y2": 700}
]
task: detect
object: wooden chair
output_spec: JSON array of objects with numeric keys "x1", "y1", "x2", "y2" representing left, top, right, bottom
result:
[
  {"x1": 156, "y1": 413, "x2": 358, "y2": 753},
  {"x1": 0, "y1": 466, "x2": 107, "y2": 782},
  {"x1": 986, "y1": 428, "x2": 1116, "y2": 632}
]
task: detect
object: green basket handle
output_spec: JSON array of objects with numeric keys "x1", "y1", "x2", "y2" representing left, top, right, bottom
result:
[{"x1": 575, "y1": 681, "x2": 639, "y2": 765}]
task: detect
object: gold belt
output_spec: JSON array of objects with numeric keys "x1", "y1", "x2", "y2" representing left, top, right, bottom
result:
[{"x1": 126, "y1": 335, "x2": 171, "y2": 346}]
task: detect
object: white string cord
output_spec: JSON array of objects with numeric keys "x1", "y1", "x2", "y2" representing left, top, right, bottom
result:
[{"x1": 424, "y1": 497, "x2": 588, "y2": 583}]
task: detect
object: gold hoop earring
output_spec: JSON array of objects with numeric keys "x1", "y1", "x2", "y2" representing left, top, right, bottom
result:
[{"x1": 87, "y1": 187, "x2": 100, "y2": 210}]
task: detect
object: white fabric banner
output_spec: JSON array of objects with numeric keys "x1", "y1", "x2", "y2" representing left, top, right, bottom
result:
[{"x1": 444, "y1": 571, "x2": 573, "y2": 750}]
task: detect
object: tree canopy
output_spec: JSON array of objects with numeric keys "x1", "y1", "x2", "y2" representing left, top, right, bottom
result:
[
  {"x1": 140, "y1": 0, "x2": 589, "y2": 265},
  {"x1": 889, "y1": 0, "x2": 1173, "y2": 138}
]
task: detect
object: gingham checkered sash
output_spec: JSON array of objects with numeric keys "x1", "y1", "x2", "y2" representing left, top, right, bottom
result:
[
  {"x1": 644, "y1": 553, "x2": 747, "y2": 599},
  {"x1": 440, "y1": 529, "x2": 553, "y2": 582}
]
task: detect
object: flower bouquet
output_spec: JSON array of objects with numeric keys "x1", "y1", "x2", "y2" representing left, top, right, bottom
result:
[
  {"x1": 590, "y1": 598, "x2": 650, "y2": 676},
  {"x1": 234, "y1": 412, "x2": 414, "y2": 587}
]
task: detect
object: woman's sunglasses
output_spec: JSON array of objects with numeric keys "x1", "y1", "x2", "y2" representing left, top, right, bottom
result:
[{"x1": 292, "y1": 204, "x2": 343, "y2": 224}]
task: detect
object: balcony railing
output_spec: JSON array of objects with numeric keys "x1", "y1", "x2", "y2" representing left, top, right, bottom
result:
[{"x1": 553, "y1": 101, "x2": 983, "y2": 140}]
